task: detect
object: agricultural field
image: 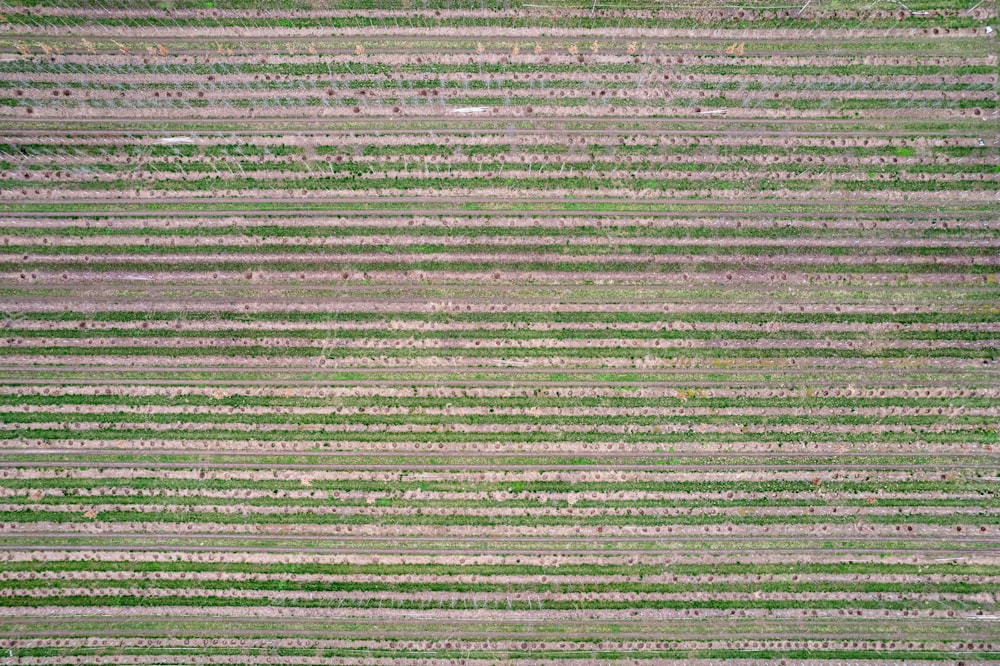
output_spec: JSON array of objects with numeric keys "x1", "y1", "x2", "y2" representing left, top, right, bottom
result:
[{"x1": 0, "y1": 0, "x2": 998, "y2": 663}]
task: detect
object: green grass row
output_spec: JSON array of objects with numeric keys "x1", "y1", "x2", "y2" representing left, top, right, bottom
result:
[
  {"x1": 11, "y1": 93, "x2": 996, "y2": 114},
  {"x1": 1, "y1": 344, "x2": 993, "y2": 360},
  {"x1": 11, "y1": 157, "x2": 995, "y2": 179},
  {"x1": 8, "y1": 646, "x2": 1000, "y2": 662},
  {"x1": 8, "y1": 558, "x2": 996, "y2": 577},
  {"x1": 2, "y1": 370, "x2": 991, "y2": 387},
  {"x1": 6, "y1": 328, "x2": 999, "y2": 342},
  {"x1": 4, "y1": 424, "x2": 993, "y2": 444},
  {"x1": 7, "y1": 260, "x2": 998, "y2": 275},
  {"x1": 5, "y1": 141, "x2": 992, "y2": 162},
  {"x1": 0, "y1": 593, "x2": 990, "y2": 612},
  {"x1": 0, "y1": 475, "x2": 994, "y2": 495},
  {"x1": 6, "y1": 494, "x2": 996, "y2": 512},
  {"x1": 13, "y1": 94, "x2": 997, "y2": 114},
  {"x1": 5, "y1": 172, "x2": 996, "y2": 194},
  {"x1": 3, "y1": 393, "x2": 994, "y2": 410},
  {"x1": 4, "y1": 508, "x2": 998, "y2": 528},
  {"x1": 2, "y1": 199, "x2": 993, "y2": 216},
  {"x1": 2, "y1": 410, "x2": 995, "y2": 427},
  {"x1": 2, "y1": 450, "x2": 990, "y2": 466},
  {"x1": 4, "y1": 577, "x2": 995, "y2": 596},
  {"x1": 5, "y1": 76, "x2": 995, "y2": 95},
  {"x1": 13, "y1": 311, "x2": 998, "y2": 326},
  {"x1": 5, "y1": 222, "x2": 994, "y2": 240},
  {"x1": 4, "y1": 0, "x2": 988, "y2": 14}
]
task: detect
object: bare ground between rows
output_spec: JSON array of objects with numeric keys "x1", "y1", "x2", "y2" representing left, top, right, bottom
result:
[
  {"x1": 6, "y1": 195, "x2": 992, "y2": 207},
  {"x1": 6, "y1": 213, "x2": 995, "y2": 226},
  {"x1": 1, "y1": 376, "x2": 989, "y2": 387},
  {"x1": 11, "y1": 31, "x2": 987, "y2": 47},
  {"x1": 6, "y1": 209, "x2": 994, "y2": 220},
  {"x1": 5, "y1": 298, "x2": 991, "y2": 312},
  {"x1": 6, "y1": 277, "x2": 989, "y2": 291},
  {"x1": 10, "y1": 545, "x2": 992, "y2": 560},
  {"x1": 5, "y1": 383, "x2": 993, "y2": 397},
  {"x1": 12, "y1": 568, "x2": 996, "y2": 584},
  {"x1": 1, "y1": 621, "x2": 991, "y2": 642},
  {"x1": 18, "y1": 353, "x2": 986, "y2": 364},
  {"x1": 4, "y1": 538, "x2": 997, "y2": 553},
  {"x1": 4, "y1": 334, "x2": 1000, "y2": 350},
  {"x1": 3, "y1": 379, "x2": 993, "y2": 393},
  {"x1": 18, "y1": 237, "x2": 999, "y2": 251},
  {"x1": 7, "y1": 449, "x2": 989, "y2": 460},
  {"x1": 2, "y1": 603, "x2": 995, "y2": 622},
  {"x1": 1, "y1": 461, "x2": 987, "y2": 471},
  {"x1": 6, "y1": 531, "x2": 999, "y2": 544},
  {"x1": 18, "y1": 185, "x2": 994, "y2": 205},
  {"x1": 22, "y1": 45, "x2": 977, "y2": 57},
  {"x1": 2, "y1": 367, "x2": 995, "y2": 380},
  {"x1": 17, "y1": 9, "x2": 992, "y2": 24},
  {"x1": 2, "y1": 121, "x2": 991, "y2": 137},
  {"x1": 7, "y1": 443, "x2": 990, "y2": 455},
  {"x1": 9, "y1": 282, "x2": 995, "y2": 292},
  {"x1": 0, "y1": 627, "x2": 992, "y2": 644},
  {"x1": 18, "y1": 251, "x2": 996, "y2": 265},
  {"x1": 8, "y1": 517, "x2": 996, "y2": 537}
]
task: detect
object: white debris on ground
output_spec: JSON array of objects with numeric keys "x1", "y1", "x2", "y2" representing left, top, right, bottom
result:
[
  {"x1": 158, "y1": 136, "x2": 195, "y2": 144},
  {"x1": 449, "y1": 107, "x2": 489, "y2": 114}
]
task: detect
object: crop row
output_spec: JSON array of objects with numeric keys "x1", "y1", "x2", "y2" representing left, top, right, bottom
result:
[{"x1": 1, "y1": 2, "x2": 997, "y2": 662}]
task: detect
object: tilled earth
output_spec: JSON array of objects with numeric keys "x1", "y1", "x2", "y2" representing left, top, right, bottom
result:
[{"x1": 0, "y1": 0, "x2": 998, "y2": 664}]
